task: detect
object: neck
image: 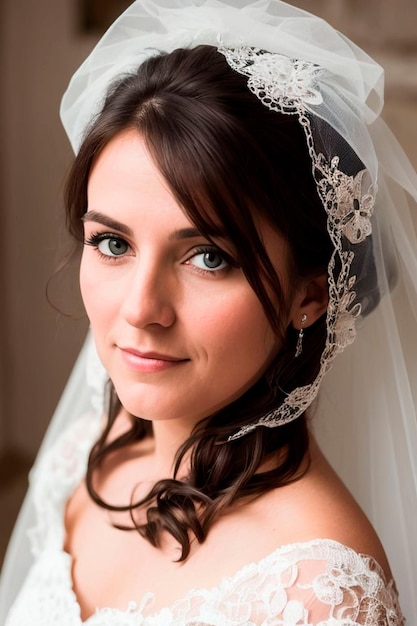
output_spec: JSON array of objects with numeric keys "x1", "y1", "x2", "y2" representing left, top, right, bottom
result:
[
  {"x1": 149, "y1": 418, "x2": 195, "y2": 479},
  {"x1": 109, "y1": 408, "x2": 194, "y2": 481}
]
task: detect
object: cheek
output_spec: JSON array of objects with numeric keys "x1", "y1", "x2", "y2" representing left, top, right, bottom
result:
[{"x1": 198, "y1": 289, "x2": 279, "y2": 368}]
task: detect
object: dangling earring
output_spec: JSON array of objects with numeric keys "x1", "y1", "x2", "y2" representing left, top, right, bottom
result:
[{"x1": 295, "y1": 314, "x2": 307, "y2": 358}]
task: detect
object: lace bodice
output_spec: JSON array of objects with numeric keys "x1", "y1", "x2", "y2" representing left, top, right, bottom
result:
[{"x1": 5, "y1": 412, "x2": 404, "y2": 626}]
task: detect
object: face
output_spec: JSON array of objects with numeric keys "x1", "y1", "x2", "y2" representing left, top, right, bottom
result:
[{"x1": 80, "y1": 130, "x2": 292, "y2": 431}]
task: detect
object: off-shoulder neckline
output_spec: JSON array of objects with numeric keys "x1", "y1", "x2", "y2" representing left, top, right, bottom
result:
[{"x1": 70, "y1": 537, "x2": 393, "y2": 624}]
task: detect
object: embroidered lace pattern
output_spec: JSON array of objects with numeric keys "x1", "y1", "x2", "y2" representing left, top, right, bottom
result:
[
  {"x1": 216, "y1": 46, "x2": 376, "y2": 439},
  {"x1": 5, "y1": 415, "x2": 404, "y2": 626}
]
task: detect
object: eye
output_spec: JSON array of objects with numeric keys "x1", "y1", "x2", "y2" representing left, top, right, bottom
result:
[
  {"x1": 188, "y1": 248, "x2": 229, "y2": 272},
  {"x1": 84, "y1": 232, "x2": 130, "y2": 258},
  {"x1": 98, "y1": 237, "x2": 128, "y2": 257}
]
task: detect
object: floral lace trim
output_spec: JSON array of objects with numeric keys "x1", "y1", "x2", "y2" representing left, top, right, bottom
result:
[
  {"x1": 217, "y1": 46, "x2": 376, "y2": 439},
  {"x1": 133, "y1": 540, "x2": 402, "y2": 626},
  {"x1": 7, "y1": 539, "x2": 403, "y2": 626}
]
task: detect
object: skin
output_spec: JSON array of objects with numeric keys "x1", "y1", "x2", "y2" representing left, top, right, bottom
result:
[
  {"x1": 80, "y1": 130, "x2": 312, "y2": 451},
  {"x1": 65, "y1": 129, "x2": 390, "y2": 620}
]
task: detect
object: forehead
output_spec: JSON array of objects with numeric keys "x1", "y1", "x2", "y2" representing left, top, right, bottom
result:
[
  {"x1": 88, "y1": 128, "x2": 287, "y2": 258},
  {"x1": 88, "y1": 129, "x2": 228, "y2": 234},
  {"x1": 88, "y1": 129, "x2": 176, "y2": 208}
]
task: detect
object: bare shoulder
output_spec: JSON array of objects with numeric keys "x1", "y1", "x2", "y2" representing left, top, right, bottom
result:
[{"x1": 252, "y1": 438, "x2": 392, "y2": 579}]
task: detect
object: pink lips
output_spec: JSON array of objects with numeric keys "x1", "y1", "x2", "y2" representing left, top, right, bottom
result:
[{"x1": 118, "y1": 347, "x2": 188, "y2": 373}]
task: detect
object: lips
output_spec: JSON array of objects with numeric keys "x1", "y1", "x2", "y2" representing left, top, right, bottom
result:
[
  {"x1": 120, "y1": 347, "x2": 186, "y2": 361},
  {"x1": 118, "y1": 346, "x2": 189, "y2": 373}
]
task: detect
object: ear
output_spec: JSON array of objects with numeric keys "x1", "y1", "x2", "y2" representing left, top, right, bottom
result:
[{"x1": 290, "y1": 273, "x2": 328, "y2": 329}]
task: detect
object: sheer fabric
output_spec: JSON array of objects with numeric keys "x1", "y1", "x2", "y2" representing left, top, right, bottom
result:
[{"x1": 0, "y1": 335, "x2": 107, "y2": 620}]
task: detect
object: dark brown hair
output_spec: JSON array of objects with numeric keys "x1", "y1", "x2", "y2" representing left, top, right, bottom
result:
[{"x1": 65, "y1": 45, "x2": 333, "y2": 559}]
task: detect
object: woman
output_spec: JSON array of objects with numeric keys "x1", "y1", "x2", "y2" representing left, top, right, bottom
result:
[{"x1": 1, "y1": 1, "x2": 416, "y2": 624}]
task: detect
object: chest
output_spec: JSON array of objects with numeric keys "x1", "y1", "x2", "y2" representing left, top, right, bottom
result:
[
  {"x1": 64, "y1": 471, "x2": 297, "y2": 622},
  {"x1": 65, "y1": 482, "x2": 187, "y2": 618}
]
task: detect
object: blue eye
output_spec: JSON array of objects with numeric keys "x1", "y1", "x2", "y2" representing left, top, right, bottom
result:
[
  {"x1": 189, "y1": 248, "x2": 228, "y2": 272},
  {"x1": 84, "y1": 233, "x2": 129, "y2": 258},
  {"x1": 98, "y1": 237, "x2": 128, "y2": 257}
]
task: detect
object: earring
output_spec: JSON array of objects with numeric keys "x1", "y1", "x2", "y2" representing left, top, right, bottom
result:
[{"x1": 295, "y1": 314, "x2": 307, "y2": 357}]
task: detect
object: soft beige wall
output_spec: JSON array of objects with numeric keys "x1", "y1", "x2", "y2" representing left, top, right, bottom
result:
[
  {"x1": 290, "y1": 1, "x2": 417, "y2": 169},
  {"x1": 0, "y1": 0, "x2": 416, "y2": 465},
  {"x1": 0, "y1": 0, "x2": 98, "y2": 460},
  {"x1": 293, "y1": 0, "x2": 417, "y2": 47}
]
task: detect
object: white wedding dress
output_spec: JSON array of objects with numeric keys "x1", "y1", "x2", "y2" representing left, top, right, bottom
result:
[
  {"x1": 4, "y1": 403, "x2": 404, "y2": 626},
  {"x1": 2, "y1": 0, "x2": 417, "y2": 622}
]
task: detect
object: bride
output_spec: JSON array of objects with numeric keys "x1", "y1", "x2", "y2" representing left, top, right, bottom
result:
[{"x1": 1, "y1": 1, "x2": 416, "y2": 624}]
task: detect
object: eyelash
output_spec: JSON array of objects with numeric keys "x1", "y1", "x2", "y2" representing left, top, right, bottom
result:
[
  {"x1": 83, "y1": 232, "x2": 240, "y2": 274},
  {"x1": 84, "y1": 232, "x2": 129, "y2": 262},
  {"x1": 185, "y1": 246, "x2": 237, "y2": 276}
]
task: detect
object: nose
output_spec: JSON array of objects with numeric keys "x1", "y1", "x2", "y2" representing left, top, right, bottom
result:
[{"x1": 120, "y1": 256, "x2": 176, "y2": 329}]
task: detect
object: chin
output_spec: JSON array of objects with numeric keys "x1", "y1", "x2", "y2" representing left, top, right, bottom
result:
[{"x1": 113, "y1": 389, "x2": 189, "y2": 423}]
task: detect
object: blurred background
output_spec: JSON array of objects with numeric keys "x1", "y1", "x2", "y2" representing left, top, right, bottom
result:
[{"x1": 0, "y1": 0, "x2": 416, "y2": 567}]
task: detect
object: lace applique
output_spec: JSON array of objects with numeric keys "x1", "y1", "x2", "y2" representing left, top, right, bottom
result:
[
  {"x1": 143, "y1": 540, "x2": 402, "y2": 626},
  {"x1": 217, "y1": 46, "x2": 376, "y2": 440},
  {"x1": 6, "y1": 539, "x2": 404, "y2": 626},
  {"x1": 218, "y1": 45, "x2": 323, "y2": 114},
  {"x1": 328, "y1": 160, "x2": 375, "y2": 245}
]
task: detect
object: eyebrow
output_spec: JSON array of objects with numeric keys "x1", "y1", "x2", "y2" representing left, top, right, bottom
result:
[
  {"x1": 169, "y1": 227, "x2": 207, "y2": 241},
  {"x1": 82, "y1": 211, "x2": 133, "y2": 237},
  {"x1": 82, "y1": 211, "x2": 227, "y2": 241}
]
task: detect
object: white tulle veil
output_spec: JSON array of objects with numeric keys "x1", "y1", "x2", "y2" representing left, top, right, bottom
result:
[{"x1": 0, "y1": 0, "x2": 416, "y2": 623}]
